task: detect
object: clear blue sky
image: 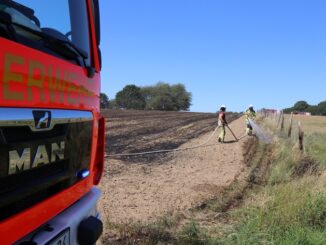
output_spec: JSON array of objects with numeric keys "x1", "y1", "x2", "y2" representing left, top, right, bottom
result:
[{"x1": 99, "y1": 0, "x2": 326, "y2": 112}]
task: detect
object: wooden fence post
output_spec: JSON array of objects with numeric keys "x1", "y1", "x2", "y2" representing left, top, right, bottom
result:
[
  {"x1": 277, "y1": 110, "x2": 283, "y2": 128},
  {"x1": 280, "y1": 113, "x2": 284, "y2": 131},
  {"x1": 288, "y1": 112, "x2": 293, "y2": 137},
  {"x1": 298, "y1": 122, "x2": 304, "y2": 152}
]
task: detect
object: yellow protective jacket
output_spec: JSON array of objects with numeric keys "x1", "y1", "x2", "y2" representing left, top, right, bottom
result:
[{"x1": 245, "y1": 109, "x2": 256, "y2": 121}]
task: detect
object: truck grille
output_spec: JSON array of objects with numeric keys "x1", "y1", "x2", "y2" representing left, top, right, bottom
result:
[{"x1": 0, "y1": 108, "x2": 93, "y2": 220}]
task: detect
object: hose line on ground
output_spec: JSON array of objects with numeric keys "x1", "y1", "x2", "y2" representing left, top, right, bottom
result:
[{"x1": 106, "y1": 124, "x2": 247, "y2": 158}]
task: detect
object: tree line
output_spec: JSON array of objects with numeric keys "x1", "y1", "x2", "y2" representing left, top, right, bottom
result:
[
  {"x1": 284, "y1": 100, "x2": 326, "y2": 115},
  {"x1": 100, "y1": 82, "x2": 192, "y2": 111}
]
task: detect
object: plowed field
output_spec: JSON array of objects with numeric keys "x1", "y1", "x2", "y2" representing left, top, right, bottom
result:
[{"x1": 98, "y1": 109, "x2": 252, "y2": 242}]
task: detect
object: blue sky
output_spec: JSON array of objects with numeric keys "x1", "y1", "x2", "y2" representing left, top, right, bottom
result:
[{"x1": 100, "y1": 0, "x2": 325, "y2": 112}]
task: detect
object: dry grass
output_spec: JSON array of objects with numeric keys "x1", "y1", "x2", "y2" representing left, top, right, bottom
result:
[
  {"x1": 265, "y1": 114, "x2": 326, "y2": 168},
  {"x1": 222, "y1": 115, "x2": 326, "y2": 244},
  {"x1": 284, "y1": 114, "x2": 326, "y2": 135}
]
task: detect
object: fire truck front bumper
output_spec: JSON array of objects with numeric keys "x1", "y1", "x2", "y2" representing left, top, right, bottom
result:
[{"x1": 15, "y1": 187, "x2": 103, "y2": 245}]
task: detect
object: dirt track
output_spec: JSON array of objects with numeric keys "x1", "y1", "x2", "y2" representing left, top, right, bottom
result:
[{"x1": 99, "y1": 112, "x2": 248, "y2": 228}]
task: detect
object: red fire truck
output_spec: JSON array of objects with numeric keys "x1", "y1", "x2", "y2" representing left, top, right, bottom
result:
[{"x1": 0, "y1": 0, "x2": 105, "y2": 244}]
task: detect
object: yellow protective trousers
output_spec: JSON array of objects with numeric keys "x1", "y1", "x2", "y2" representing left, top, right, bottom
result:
[
  {"x1": 218, "y1": 125, "x2": 226, "y2": 142},
  {"x1": 245, "y1": 119, "x2": 253, "y2": 135}
]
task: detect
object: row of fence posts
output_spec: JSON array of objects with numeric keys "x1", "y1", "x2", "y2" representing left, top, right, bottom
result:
[{"x1": 261, "y1": 109, "x2": 304, "y2": 152}]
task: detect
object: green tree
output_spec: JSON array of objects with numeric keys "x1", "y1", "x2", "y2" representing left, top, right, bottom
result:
[
  {"x1": 116, "y1": 85, "x2": 146, "y2": 109},
  {"x1": 317, "y1": 101, "x2": 326, "y2": 116},
  {"x1": 108, "y1": 99, "x2": 118, "y2": 109},
  {"x1": 146, "y1": 83, "x2": 174, "y2": 110},
  {"x1": 141, "y1": 82, "x2": 192, "y2": 111},
  {"x1": 283, "y1": 100, "x2": 326, "y2": 115},
  {"x1": 100, "y1": 92, "x2": 109, "y2": 108},
  {"x1": 170, "y1": 83, "x2": 192, "y2": 111},
  {"x1": 293, "y1": 101, "x2": 310, "y2": 112},
  {"x1": 307, "y1": 105, "x2": 318, "y2": 115}
]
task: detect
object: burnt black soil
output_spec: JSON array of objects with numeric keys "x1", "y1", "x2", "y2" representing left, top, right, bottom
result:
[{"x1": 102, "y1": 109, "x2": 241, "y2": 163}]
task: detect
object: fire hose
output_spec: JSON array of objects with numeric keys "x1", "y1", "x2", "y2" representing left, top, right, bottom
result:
[{"x1": 106, "y1": 123, "x2": 247, "y2": 158}]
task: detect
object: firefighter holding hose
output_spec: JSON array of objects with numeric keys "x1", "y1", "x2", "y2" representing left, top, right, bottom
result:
[
  {"x1": 245, "y1": 105, "x2": 256, "y2": 135},
  {"x1": 218, "y1": 105, "x2": 228, "y2": 143}
]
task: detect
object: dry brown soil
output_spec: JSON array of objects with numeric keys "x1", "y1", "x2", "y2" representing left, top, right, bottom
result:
[{"x1": 98, "y1": 110, "x2": 249, "y2": 230}]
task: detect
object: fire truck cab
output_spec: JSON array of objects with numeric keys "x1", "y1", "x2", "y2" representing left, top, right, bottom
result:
[{"x1": 0, "y1": 0, "x2": 104, "y2": 244}]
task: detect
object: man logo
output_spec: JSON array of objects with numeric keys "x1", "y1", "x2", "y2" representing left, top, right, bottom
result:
[
  {"x1": 32, "y1": 110, "x2": 51, "y2": 129},
  {"x1": 8, "y1": 141, "x2": 65, "y2": 175}
]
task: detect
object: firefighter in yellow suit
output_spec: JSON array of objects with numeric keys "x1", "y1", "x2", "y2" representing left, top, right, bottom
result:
[
  {"x1": 218, "y1": 105, "x2": 228, "y2": 143},
  {"x1": 245, "y1": 105, "x2": 256, "y2": 135}
]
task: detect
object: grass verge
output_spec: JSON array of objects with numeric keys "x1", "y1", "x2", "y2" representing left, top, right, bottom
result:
[{"x1": 220, "y1": 116, "x2": 326, "y2": 244}]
